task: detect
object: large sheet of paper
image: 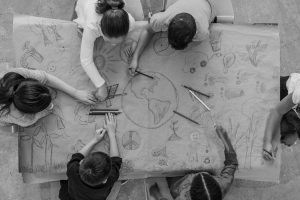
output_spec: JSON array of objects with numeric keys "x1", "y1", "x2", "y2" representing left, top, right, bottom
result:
[{"x1": 14, "y1": 15, "x2": 280, "y2": 182}]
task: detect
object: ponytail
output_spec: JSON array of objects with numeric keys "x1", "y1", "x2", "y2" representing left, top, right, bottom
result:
[
  {"x1": 96, "y1": 0, "x2": 125, "y2": 14},
  {"x1": 0, "y1": 72, "x2": 52, "y2": 114}
]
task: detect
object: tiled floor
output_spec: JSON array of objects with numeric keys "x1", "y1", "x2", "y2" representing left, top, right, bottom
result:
[{"x1": 1, "y1": 0, "x2": 300, "y2": 199}]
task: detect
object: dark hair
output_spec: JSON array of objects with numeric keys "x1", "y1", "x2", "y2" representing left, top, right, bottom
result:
[
  {"x1": 96, "y1": 0, "x2": 129, "y2": 38},
  {"x1": 0, "y1": 72, "x2": 52, "y2": 114},
  {"x1": 281, "y1": 109, "x2": 300, "y2": 144},
  {"x1": 168, "y1": 13, "x2": 196, "y2": 50},
  {"x1": 79, "y1": 152, "x2": 112, "y2": 186},
  {"x1": 190, "y1": 173, "x2": 222, "y2": 200}
]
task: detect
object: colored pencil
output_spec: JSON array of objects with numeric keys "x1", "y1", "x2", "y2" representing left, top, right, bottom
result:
[
  {"x1": 188, "y1": 90, "x2": 211, "y2": 111},
  {"x1": 173, "y1": 110, "x2": 200, "y2": 125},
  {"x1": 182, "y1": 85, "x2": 210, "y2": 98},
  {"x1": 89, "y1": 111, "x2": 122, "y2": 115},
  {"x1": 90, "y1": 108, "x2": 119, "y2": 112},
  {"x1": 136, "y1": 70, "x2": 154, "y2": 79}
]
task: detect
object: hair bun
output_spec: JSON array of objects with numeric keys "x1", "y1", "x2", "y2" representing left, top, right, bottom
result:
[{"x1": 107, "y1": 0, "x2": 124, "y2": 9}]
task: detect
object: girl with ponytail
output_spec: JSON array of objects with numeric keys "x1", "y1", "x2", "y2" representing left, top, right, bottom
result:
[
  {"x1": 0, "y1": 68, "x2": 96, "y2": 127},
  {"x1": 73, "y1": 0, "x2": 153, "y2": 100}
]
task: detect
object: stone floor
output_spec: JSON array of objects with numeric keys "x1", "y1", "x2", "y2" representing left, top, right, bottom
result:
[{"x1": 1, "y1": 0, "x2": 300, "y2": 199}]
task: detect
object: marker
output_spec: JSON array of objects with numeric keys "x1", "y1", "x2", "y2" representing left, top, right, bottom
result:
[
  {"x1": 188, "y1": 90, "x2": 211, "y2": 111},
  {"x1": 135, "y1": 70, "x2": 154, "y2": 79},
  {"x1": 173, "y1": 110, "x2": 200, "y2": 125},
  {"x1": 182, "y1": 85, "x2": 210, "y2": 98}
]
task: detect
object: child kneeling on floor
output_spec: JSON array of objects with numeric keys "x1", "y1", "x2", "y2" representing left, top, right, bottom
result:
[
  {"x1": 150, "y1": 126, "x2": 238, "y2": 200},
  {"x1": 59, "y1": 113, "x2": 121, "y2": 200}
]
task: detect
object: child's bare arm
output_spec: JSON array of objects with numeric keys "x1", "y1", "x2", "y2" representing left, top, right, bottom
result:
[
  {"x1": 79, "y1": 128, "x2": 106, "y2": 157},
  {"x1": 263, "y1": 93, "x2": 294, "y2": 160},
  {"x1": 104, "y1": 113, "x2": 120, "y2": 157},
  {"x1": 128, "y1": 23, "x2": 155, "y2": 76},
  {"x1": 44, "y1": 72, "x2": 96, "y2": 105},
  {"x1": 215, "y1": 125, "x2": 234, "y2": 152}
]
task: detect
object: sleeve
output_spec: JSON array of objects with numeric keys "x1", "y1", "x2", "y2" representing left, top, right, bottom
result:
[
  {"x1": 214, "y1": 150, "x2": 238, "y2": 196},
  {"x1": 108, "y1": 157, "x2": 122, "y2": 182},
  {"x1": 67, "y1": 153, "x2": 85, "y2": 177},
  {"x1": 150, "y1": 12, "x2": 168, "y2": 32},
  {"x1": 193, "y1": 20, "x2": 209, "y2": 42},
  {"x1": 80, "y1": 27, "x2": 106, "y2": 88},
  {"x1": 9, "y1": 68, "x2": 48, "y2": 84},
  {"x1": 0, "y1": 109, "x2": 50, "y2": 127}
]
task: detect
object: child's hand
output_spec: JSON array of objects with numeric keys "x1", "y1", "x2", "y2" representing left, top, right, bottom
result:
[
  {"x1": 128, "y1": 59, "x2": 138, "y2": 76},
  {"x1": 262, "y1": 142, "x2": 275, "y2": 161},
  {"x1": 74, "y1": 90, "x2": 97, "y2": 105},
  {"x1": 104, "y1": 113, "x2": 117, "y2": 136},
  {"x1": 94, "y1": 128, "x2": 106, "y2": 142},
  {"x1": 94, "y1": 84, "x2": 108, "y2": 102}
]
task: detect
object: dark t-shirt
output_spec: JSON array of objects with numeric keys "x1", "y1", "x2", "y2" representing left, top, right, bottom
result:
[{"x1": 67, "y1": 153, "x2": 122, "y2": 200}]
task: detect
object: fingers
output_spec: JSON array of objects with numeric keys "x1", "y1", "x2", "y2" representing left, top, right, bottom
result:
[{"x1": 263, "y1": 149, "x2": 274, "y2": 161}]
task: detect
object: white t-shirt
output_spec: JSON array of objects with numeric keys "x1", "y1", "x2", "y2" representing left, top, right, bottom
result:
[
  {"x1": 73, "y1": 0, "x2": 136, "y2": 88},
  {"x1": 150, "y1": 0, "x2": 215, "y2": 42},
  {"x1": 286, "y1": 73, "x2": 300, "y2": 104}
]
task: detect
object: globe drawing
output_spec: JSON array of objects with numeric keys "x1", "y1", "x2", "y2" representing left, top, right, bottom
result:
[{"x1": 122, "y1": 72, "x2": 178, "y2": 129}]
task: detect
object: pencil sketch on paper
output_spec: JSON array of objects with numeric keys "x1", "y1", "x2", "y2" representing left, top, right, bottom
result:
[
  {"x1": 66, "y1": 139, "x2": 86, "y2": 160},
  {"x1": 168, "y1": 120, "x2": 182, "y2": 141},
  {"x1": 120, "y1": 37, "x2": 138, "y2": 64},
  {"x1": 20, "y1": 41, "x2": 44, "y2": 69},
  {"x1": 209, "y1": 30, "x2": 222, "y2": 56},
  {"x1": 153, "y1": 33, "x2": 175, "y2": 56},
  {"x1": 122, "y1": 71, "x2": 178, "y2": 129},
  {"x1": 220, "y1": 87, "x2": 245, "y2": 100},
  {"x1": 93, "y1": 37, "x2": 121, "y2": 83},
  {"x1": 152, "y1": 146, "x2": 167, "y2": 158},
  {"x1": 28, "y1": 22, "x2": 64, "y2": 46},
  {"x1": 239, "y1": 40, "x2": 268, "y2": 67},
  {"x1": 74, "y1": 103, "x2": 96, "y2": 125},
  {"x1": 120, "y1": 160, "x2": 135, "y2": 174},
  {"x1": 19, "y1": 104, "x2": 67, "y2": 172},
  {"x1": 223, "y1": 53, "x2": 236, "y2": 73},
  {"x1": 204, "y1": 73, "x2": 228, "y2": 87},
  {"x1": 183, "y1": 51, "x2": 209, "y2": 74},
  {"x1": 122, "y1": 131, "x2": 141, "y2": 151}
]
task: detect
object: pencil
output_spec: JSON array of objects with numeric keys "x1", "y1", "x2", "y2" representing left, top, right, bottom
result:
[
  {"x1": 188, "y1": 90, "x2": 211, "y2": 111},
  {"x1": 89, "y1": 110, "x2": 122, "y2": 115},
  {"x1": 136, "y1": 70, "x2": 154, "y2": 79},
  {"x1": 182, "y1": 85, "x2": 210, "y2": 98},
  {"x1": 173, "y1": 110, "x2": 200, "y2": 125},
  {"x1": 90, "y1": 108, "x2": 119, "y2": 112}
]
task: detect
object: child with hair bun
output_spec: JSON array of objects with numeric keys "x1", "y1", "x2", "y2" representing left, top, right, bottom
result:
[{"x1": 74, "y1": 0, "x2": 151, "y2": 100}]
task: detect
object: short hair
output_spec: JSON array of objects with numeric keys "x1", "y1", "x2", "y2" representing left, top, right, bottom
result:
[
  {"x1": 0, "y1": 72, "x2": 51, "y2": 114},
  {"x1": 79, "y1": 152, "x2": 112, "y2": 186},
  {"x1": 190, "y1": 173, "x2": 222, "y2": 200},
  {"x1": 168, "y1": 13, "x2": 196, "y2": 50},
  {"x1": 96, "y1": 0, "x2": 129, "y2": 38}
]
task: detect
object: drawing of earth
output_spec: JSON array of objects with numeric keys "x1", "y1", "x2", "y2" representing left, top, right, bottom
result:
[{"x1": 122, "y1": 72, "x2": 178, "y2": 129}]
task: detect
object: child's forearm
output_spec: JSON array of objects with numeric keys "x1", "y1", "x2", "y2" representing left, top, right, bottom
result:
[
  {"x1": 108, "y1": 132, "x2": 120, "y2": 157},
  {"x1": 45, "y1": 73, "x2": 78, "y2": 97},
  {"x1": 263, "y1": 108, "x2": 281, "y2": 145},
  {"x1": 79, "y1": 138, "x2": 98, "y2": 157},
  {"x1": 132, "y1": 25, "x2": 154, "y2": 62}
]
